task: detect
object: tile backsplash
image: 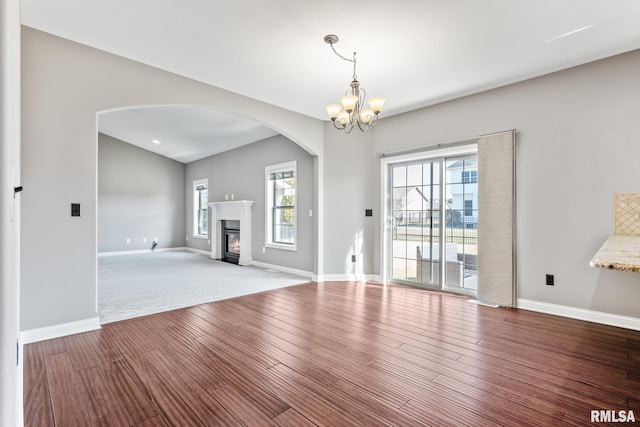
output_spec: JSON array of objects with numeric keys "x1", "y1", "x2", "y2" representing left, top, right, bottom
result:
[{"x1": 614, "y1": 192, "x2": 640, "y2": 235}]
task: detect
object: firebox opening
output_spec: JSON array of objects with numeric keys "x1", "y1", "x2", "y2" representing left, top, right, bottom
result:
[{"x1": 222, "y1": 220, "x2": 240, "y2": 265}]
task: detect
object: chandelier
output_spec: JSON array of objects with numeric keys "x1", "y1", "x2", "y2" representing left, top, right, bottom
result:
[{"x1": 323, "y1": 34, "x2": 386, "y2": 133}]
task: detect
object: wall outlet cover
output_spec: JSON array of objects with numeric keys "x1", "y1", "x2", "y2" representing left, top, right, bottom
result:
[{"x1": 546, "y1": 274, "x2": 554, "y2": 286}]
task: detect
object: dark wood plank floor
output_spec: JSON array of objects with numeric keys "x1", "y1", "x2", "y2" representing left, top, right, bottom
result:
[{"x1": 24, "y1": 281, "x2": 640, "y2": 426}]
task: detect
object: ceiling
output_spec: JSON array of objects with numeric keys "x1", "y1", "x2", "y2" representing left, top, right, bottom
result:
[
  {"x1": 98, "y1": 107, "x2": 279, "y2": 163},
  {"x1": 21, "y1": 0, "x2": 640, "y2": 162}
]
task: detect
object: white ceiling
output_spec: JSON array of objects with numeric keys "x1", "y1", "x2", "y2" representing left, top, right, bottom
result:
[
  {"x1": 98, "y1": 107, "x2": 279, "y2": 163},
  {"x1": 21, "y1": 0, "x2": 640, "y2": 162}
]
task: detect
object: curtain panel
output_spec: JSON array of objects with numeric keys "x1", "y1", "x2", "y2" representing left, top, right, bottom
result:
[{"x1": 477, "y1": 130, "x2": 516, "y2": 307}]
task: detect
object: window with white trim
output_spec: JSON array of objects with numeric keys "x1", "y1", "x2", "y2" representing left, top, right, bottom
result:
[
  {"x1": 193, "y1": 179, "x2": 208, "y2": 238},
  {"x1": 266, "y1": 161, "x2": 296, "y2": 250}
]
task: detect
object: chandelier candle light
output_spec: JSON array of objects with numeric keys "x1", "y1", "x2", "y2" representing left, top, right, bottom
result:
[{"x1": 324, "y1": 34, "x2": 386, "y2": 133}]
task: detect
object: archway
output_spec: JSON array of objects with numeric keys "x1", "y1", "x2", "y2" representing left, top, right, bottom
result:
[{"x1": 96, "y1": 105, "x2": 318, "y2": 322}]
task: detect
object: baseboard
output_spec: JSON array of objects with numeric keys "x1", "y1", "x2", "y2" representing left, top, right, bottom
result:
[
  {"x1": 250, "y1": 260, "x2": 313, "y2": 280},
  {"x1": 316, "y1": 273, "x2": 382, "y2": 282},
  {"x1": 98, "y1": 247, "x2": 310, "y2": 279},
  {"x1": 20, "y1": 317, "x2": 102, "y2": 344},
  {"x1": 183, "y1": 247, "x2": 212, "y2": 256},
  {"x1": 517, "y1": 299, "x2": 640, "y2": 331},
  {"x1": 98, "y1": 247, "x2": 189, "y2": 257}
]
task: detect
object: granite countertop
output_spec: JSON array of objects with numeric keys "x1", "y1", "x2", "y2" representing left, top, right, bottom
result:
[{"x1": 590, "y1": 234, "x2": 640, "y2": 272}]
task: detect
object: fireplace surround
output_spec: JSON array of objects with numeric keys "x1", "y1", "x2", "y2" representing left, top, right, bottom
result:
[{"x1": 208, "y1": 200, "x2": 254, "y2": 265}]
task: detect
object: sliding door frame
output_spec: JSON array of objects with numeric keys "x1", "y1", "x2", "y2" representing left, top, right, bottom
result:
[{"x1": 380, "y1": 143, "x2": 477, "y2": 287}]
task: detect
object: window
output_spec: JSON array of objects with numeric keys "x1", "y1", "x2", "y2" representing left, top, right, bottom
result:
[
  {"x1": 193, "y1": 179, "x2": 208, "y2": 238},
  {"x1": 266, "y1": 161, "x2": 296, "y2": 250},
  {"x1": 462, "y1": 170, "x2": 477, "y2": 183},
  {"x1": 464, "y1": 199, "x2": 473, "y2": 216}
]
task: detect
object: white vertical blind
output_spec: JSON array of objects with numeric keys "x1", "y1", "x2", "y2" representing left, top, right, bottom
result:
[{"x1": 477, "y1": 130, "x2": 516, "y2": 306}]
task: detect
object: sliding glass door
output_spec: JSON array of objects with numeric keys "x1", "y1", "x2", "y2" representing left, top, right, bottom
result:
[
  {"x1": 390, "y1": 160, "x2": 440, "y2": 285},
  {"x1": 388, "y1": 153, "x2": 478, "y2": 294},
  {"x1": 442, "y1": 156, "x2": 478, "y2": 292}
]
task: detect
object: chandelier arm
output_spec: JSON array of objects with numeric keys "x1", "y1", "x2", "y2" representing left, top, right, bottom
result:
[
  {"x1": 356, "y1": 88, "x2": 364, "y2": 119},
  {"x1": 334, "y1": 118, "x2": 353, "y2": 133}
]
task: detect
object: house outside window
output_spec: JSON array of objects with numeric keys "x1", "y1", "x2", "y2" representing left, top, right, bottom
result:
[
  {"x1": 193, "y1": 179, "x2": 208, "y2": 238},
  {"x1": 265, "y1": 161, "x2": 296, "y2": 250},
  {"x1": 462, "y1": 170, "x2": 477, "y2": 183}
]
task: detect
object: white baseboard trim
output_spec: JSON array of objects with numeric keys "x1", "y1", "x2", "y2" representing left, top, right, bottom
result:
[
  {"x1": 183, "y1": 247, "x2": 212, "y2": 256},
  {"x1": 316, "y1": 273, "x2": 382, "y2": 282},
  {"x1": 20, "y1": 317, "x2": 102, "y2": 344},
  {"x1": 517, "y1": 299, "x2": 640, "y2": 331},
  {"x1": 250, "y1": 260, "x2": 313, "y2": 280},
  {"x1": 98, "y1": 247, "x2": 189, "y2": 257},
  {"x1": 98, "y1": 246, "x2": 310, "y2": 278}
]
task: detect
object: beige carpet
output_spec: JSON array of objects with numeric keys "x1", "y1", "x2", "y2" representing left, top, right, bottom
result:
[{"x1": 98, "y1": 250, "x2": 309, "y2": 324}]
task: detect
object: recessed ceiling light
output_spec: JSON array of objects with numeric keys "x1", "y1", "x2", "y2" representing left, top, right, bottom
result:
[
  {"x1": 544, "y1": 25, "x2": 594, "y2": 43},
  {"x1": 152, "y1": 139, "x2": 161, "y2": 144}
]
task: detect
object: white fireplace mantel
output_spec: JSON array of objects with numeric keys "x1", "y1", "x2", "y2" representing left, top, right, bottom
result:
[{"x1": 208, "y1": 200, "x2": 254, "y2": 265}]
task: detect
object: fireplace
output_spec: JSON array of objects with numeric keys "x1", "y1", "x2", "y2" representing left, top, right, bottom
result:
[
  {"x1": 222, "y1": 220, "x2": 240, "y2": 264},
  {"x1": 208, "y1": 200, "x2": 254, "y2": 266}
]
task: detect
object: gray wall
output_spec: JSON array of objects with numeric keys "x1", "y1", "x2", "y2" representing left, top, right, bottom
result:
[
  {"x1": 21, "y1": 27, "x2": 322, "y2": 331},
  {"x1": 186, "y1": 135, "x2": 315, "y2": 273},
  {"x1": 322, "y1": 128, "x2": 377, "y2": 278},
  {"x1": 98, "y1": 133, "x2": 185, "y2": 252},
  {"x1": 19, "y1": 23, "x2": 640, "y2": 334},
  {"x1": 371, "y1": 49, "x2": 640, "y2": 318}
]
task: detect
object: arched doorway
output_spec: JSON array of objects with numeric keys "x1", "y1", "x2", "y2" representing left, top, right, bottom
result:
[{"x1": 96, "y1": 105, "x2": 317, "y2": 323}]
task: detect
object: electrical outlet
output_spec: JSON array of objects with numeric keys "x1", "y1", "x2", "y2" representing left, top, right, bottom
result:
[
  {"x1": 126, "y1": 238, "x2": 131, "y2": 244},
  {"x1": 546, "y1": 274, "x2": 554, "y2": 286},
  {"x1": 351, "y1": 254, "x2": 356, "y2": 262}
]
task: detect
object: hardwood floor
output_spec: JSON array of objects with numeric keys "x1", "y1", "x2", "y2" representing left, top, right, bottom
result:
[{"x1": 24, "y1": 281, "x2": 640, "y2": 426}]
